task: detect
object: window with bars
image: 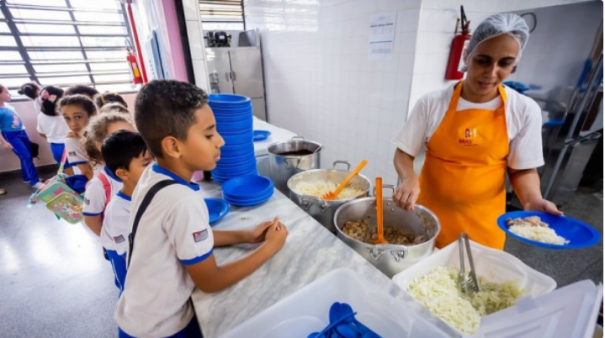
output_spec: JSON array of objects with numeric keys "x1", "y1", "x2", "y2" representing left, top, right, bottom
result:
[
  {"x1": 0, "y1": 0, "x2": 136, "y2": 100},
  {"x1": 199, "y1": 0, "x2": 244, "y2": 31}
]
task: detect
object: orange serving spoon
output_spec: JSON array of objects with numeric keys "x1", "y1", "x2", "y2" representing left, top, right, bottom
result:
[
  {"x1": 374, "y1": 177, "x2": 388, "y2": 244},
  {"x1": 322, "y1": 159, "x2": 368, "y2": 200}
]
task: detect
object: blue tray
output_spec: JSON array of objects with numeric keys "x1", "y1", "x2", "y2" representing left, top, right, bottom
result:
[
  {"x1": 253, "y1": 130, "x2": 271, "y2": 142},
  {"x1": 497, "y1": 211, "x2": 601, "y2": 249},
  {"x1": 204, "y1": 198, "x2": 230, "y2": 225}
]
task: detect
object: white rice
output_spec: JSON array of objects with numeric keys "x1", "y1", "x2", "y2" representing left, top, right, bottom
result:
[
  {"x1": 509, "y1": 225, "x2": 570, "y2": 245},
  {"x1": 293, "y1": 180, "x2": 365, "y2": 200}
]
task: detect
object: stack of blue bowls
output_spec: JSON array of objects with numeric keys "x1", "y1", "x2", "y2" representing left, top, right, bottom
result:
[
  {"x1": 209, "y1": 94, "x2": 257, "y2": 184},
  {"x1": 222, "y1": 175, "x2": 274, "y2": 207}
]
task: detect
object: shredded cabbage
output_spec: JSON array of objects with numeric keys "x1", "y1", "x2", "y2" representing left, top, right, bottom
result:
[{"x1": 405, "y1": 266, "x2": 524, "y2": 334}]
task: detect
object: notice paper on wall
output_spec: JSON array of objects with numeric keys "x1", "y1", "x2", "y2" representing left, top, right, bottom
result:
[{"x1": 368, "y1": 13, "x2": 396, "y2": 60}]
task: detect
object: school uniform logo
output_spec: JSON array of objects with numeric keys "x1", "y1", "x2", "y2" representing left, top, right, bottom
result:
[
  {"x1": 68, "y1": 151, "x2": 77, "y2": 157},
  {"x1": 113, "y1": 235, "x2": 125, "y2": 244},
  {"x1": 193, "y1": 229, "x2": 209, "y2": 243},
  {"x1": 459, "y1": 127, "x2": 478, "y2": 146},
  {"x1": 84, "y1": 197, "x2": 90, "y2": 205}
]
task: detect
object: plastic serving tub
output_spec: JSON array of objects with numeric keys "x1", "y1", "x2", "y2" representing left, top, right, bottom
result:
[
  {"x1": 392, "y1": 240, "x2": 602, "y2": 337},
  {"x1": 219, "y1": 269, "x2": 449, "y2": 338}
]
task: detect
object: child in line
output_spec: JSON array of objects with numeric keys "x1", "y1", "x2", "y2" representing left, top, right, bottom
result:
[
  {"x1": 65, "y1": 84, "x2": 99, "y2": 100},
  {"x1": 18, "y1": 82, "x2": 41, "y2": 113},
  {"x1": 59, "y1": 95, "x2": 97, "y2": 180},
  {"x1": 82, "y1": 112, "x2": 135, "y2": 236},
  {"x1": 0, "y1": 84, "x2": 42, "y2": 189},
  {"x1": 100, "y1": 130, "x2": 153, "y2": 295},
  {"x1": 99, "y1": 102, "x2": 130, "y2": 115},
  {"x1": 35, "y1": 86, "x2": 75, "y2": 175},
  {"x1": 116, "y1": 80, "x2": 288, "y2": 338},
  {"x1": 95, "y1": 92, "x2": 128, "y2": 109}
]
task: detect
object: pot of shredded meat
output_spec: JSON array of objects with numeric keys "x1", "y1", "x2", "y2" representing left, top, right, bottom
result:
[
  {"x1": 334, "y1": 185, "x2": 440, "y2": 277},
  {"x1": 287, "y1": 160, "x2": 371, "y2": 232}
]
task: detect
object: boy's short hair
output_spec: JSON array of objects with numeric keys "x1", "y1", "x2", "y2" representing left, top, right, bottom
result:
[
  {"x1": 102, "y1": 130, "x2": 148, "y2": 176},
  {"x1": 134, "y1": 80, "x2": 208, "y2": 158}
]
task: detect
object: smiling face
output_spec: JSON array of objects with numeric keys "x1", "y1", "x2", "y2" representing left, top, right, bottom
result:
[
  {"x1": 464, "y1": 34, "x2": 520, "y2": 101},
  {"x1": 62, "y1": 104, "x2": 92, "y2": 135}
]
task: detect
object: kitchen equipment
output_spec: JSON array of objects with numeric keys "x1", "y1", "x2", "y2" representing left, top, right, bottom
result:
[
  {"x1": 205, "y1": 29, "x2": 268, "y2": 121},
  {"x1": 497, "y1": 211, "x2": 601, "y2": 249},
  {"x1": 322, "y1": 160, "x2": 368, "y2": 200},
  {"x1": 204, "y1": 198, "x2": 230, "y2": 225},
  {"x1": 268, "y1": 136, "x2": 323, "y2": 194},
  {"x1": 373, "y1": 177, "x2": 388, "y2": 245},
  {"x1": 457, "y1": 233, "x2": 479, "y2": 294},
  {"x1": 218, "y1": 269, "x2": 449, "y2": 338},
  {"x1": 392, "y1": 240, "x2": 602, "y2": 338},
  {"x1": 333, "y1": 185, "x2": 440, "y2": 277},
  {"x1": 253, "y1": 130, "x2": 271, "y2": 142},
  {"x1": 288, "y1": 161, "x2": 371, "y2": 232}
]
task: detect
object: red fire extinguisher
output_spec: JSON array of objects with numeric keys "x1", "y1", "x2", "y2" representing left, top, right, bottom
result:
[
  {"x1": 127, "y1": 47, "x2": 143, "y2": 85},
  {"x1": 445, "y1": 6, "x2": 471, "y2": 80}
]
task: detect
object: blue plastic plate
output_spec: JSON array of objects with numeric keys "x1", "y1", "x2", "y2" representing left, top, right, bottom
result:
[
  {"x1": 222, "y1": 175, "x2": 274, "y2": 198},
  {"x1": 209, "y1": 93, "x2": 251, "y2": 105},
  {"x1": 253, "y1": 130, "x2": 271, "y2": 142},
  {"x1": 204, "y1": 198, "x2": 230, "y2": 225},
  {"x1": 497, "y1": 211, "x2": 601, "y2": 249},
  {"x1": 224, "y1": 189, "x2": 273, "y2": 204},
  {"x1": 224, "y1": 190, "x2": 273, "y2": 207}
]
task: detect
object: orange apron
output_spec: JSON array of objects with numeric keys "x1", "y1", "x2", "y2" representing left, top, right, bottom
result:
[{"x1": 417, "y1": 81, "x2": 509, "y2": 250}]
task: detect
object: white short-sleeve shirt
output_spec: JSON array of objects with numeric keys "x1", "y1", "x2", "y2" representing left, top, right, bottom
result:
[
  {"x1": 83, "y1": 166, "x2": 123, "y2": 217},
  {"x1": 36, "y1": 113, "x2": 70, "y2": 144},
  {"x1": 101, "y1": 191, "x2": 131, "y2": 254},
  {"x1": 392, "y1": 83, "x2": 545, "y2": 170},
  {"x1": 63, "y1": 137, "x2": 88, "y2": 166},
  {"x1": 115, "y1": 164, "x2": 214, "y2": 337}
]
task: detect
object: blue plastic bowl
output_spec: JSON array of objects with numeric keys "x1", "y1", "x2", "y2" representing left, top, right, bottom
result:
[
  {"x1": 217, "y1": 152, "x2": 255, "y2": 164},
  {"x1": 204, "y1": 198, "x2": 230, "y2": 225},
  {"x1": 220, "y1": 143, "x2": 254, "y2": 157},
  {"x1": 215, "y1": 112, "x2": 252, "y2": 122},
  {"x1": 222, "y1": 132, "x2": 253, "y2": 146},
  {"x1": 222, "y1": 175, "x2": 274, "y2": 198},
  {"x1": 497, "y1": 211, "x2": 601, "y2": 249},
  {"x1": 212, "y1": 105, "x2": 252, "y2": 113},
  {"x1": 213, "y1": 164, "x2": 258, "y2": 177},
  {"x1": 217, "y1": 122, "x2": 253, "y2": 134},
  {"x1": 253, "y1": 130, "x2": 271, "y2": 142},
  {"x1": 212, "y1": 170, "x2": 258, "y2": 184},
  {"x1": 218, "y1": 126, "x2": 253, "y2": 135},
  {"x1": 224, "y1": 190, "x2": 273, "y2": 205},
  {"x1": 209, "y1": 93, "x2": 251, "y2": 105}
]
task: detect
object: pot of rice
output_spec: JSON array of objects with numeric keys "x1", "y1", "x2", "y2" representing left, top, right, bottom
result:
[{"x1": 287, "y1": 160, "x2": 371, "y2": 232}]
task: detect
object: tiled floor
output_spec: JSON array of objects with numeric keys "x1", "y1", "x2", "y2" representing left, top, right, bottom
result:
[{"x1": 0, "y1": 176, "x2": 602, "y2": 337}]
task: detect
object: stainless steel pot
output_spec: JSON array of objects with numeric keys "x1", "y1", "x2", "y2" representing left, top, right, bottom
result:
[
  {"x1": 334, "y1": 185, "x2": 440, "y2": 277},
  {"x1": 268, "y1": 136, "x2": 322, "y2": 194},
  {"x1": 287, "y1": 161, "x2": 371, "y2": 232}
]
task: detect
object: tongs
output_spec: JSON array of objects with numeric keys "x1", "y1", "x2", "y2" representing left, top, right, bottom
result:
[{"x1": 458, "y1": 233, "x2": 480, "y2": 294}]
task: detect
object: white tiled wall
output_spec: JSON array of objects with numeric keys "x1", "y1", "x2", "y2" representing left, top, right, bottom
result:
[
  {"x1": 409, "y1": 0, "x2": 596, "y2": 110},
  {"x1": 245, "y1": 0, "x2": 422, "y2": 185},
  {"x1": 182, "y1": 0, "x2": 211, "y2": 91}
]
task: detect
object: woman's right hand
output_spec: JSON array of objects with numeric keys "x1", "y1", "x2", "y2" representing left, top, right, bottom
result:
[{"x1": 393, "y1": 176, "x2": 420, "y2": 211}]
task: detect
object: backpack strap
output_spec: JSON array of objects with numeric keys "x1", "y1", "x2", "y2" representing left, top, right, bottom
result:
[
  {"x1": 97, "y1": 172, "x2": 112, "y2": 209},
  {"x1": 128, "y1": 180, "x2": 177, "y2": 266}
]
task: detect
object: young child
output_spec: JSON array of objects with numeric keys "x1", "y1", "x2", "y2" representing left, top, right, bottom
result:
[
  {"x1": 99, "y1": 102, "x2": 130, "y2": 115},
  {"x1": 95, "y1": 91, "x2": 128, "y2": 109},
  {"x1": 82, "y1": 112, "x2": 135, "y2": 236},
  {"x1": 34, "y1": 86, "x2": 75, "y2": 175},
  {"x1": 100, "y1": 130, "x2": 152, "y2": 295},
  {"x1": 18, "y1": 82, "x2": 41, "y2": 113},
  {"x1": 65, "y1": 84, "x2": 99, "y2": 100},
  {"x1": 0, "y1": 84, "x2": 42, "y2": 189},
  {"x1": 59, "y1": 95, "x2": 97, "y2": 180},
  {"x1": 115, "y1": 80, "x2": 288, "y2": 338}
]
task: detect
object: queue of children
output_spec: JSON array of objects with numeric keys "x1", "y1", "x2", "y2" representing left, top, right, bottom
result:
[{"x1": 2, "y1": 80, "x2": 288, "y2": 338}]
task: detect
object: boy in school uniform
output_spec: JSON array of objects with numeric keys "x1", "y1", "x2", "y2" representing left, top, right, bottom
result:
[
  {"x1": 100, "y1": 130, "x2": 153, "y2": 295},
  {"x1": 116, "y1": 80, "x2": 288, "y2": 338}
]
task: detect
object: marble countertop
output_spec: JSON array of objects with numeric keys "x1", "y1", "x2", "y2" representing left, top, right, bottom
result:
[{"x1": 193, "y1": 182, "x2": 460, "y2": 338}]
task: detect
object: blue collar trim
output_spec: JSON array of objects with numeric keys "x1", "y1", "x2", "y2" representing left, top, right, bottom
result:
[
  {"x1": 103, "y1": 166, "x2": 122, "y2": 182},
  {"x1": 152, "y1": 163, "x2": 199, "y2": 191},
  {"x1": 116, "y1": 191, "x2": 131, "y2": 201}
]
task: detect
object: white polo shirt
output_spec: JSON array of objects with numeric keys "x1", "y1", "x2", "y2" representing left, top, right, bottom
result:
[
  {"x1": 64, "y1": 136, "x2": 88, "y2": 166},
  {"x1": 83, "y1": 167, "x2": 122, "y2": 217},
  {"x1": 115, "y1": 163, "x2": 214, "y2": 338},
  {"x1": 393, "y1": 83, "x2": 545, "y2": 170},
  {"x1": 101, "y1": 191, "x2": 131, "y2": 255},
  {"x1": 36, "y1": 114, "x2": 70, "y2": 144}
]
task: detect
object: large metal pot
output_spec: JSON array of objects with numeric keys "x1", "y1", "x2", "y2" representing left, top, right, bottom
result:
[
  {"x1": 334, "y1": 185, "x2": 440, "y2": 277},
  {"x1": 287, "y1": 161, "x2": 371, "y2": 232},
  {"x1": 268, "y1": 136, "x2": 322, "y2": 194}
]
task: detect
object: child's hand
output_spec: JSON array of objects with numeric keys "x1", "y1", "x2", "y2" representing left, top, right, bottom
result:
[
  {"x1": 246, "y1": 217, "x2": 279, "y2": 243},
  {"x1": 264, "y1": 219, "x2": 288, "y2": 252},
  {"x1": 2, "y1": 142, "x2": 12, "y2": 150}
]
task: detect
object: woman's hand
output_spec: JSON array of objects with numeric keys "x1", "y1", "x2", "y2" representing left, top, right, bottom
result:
[
  {"x1": 393, "y1": 175, "x2": 420, "y2": 211},
  {"x1": 524, "y1": 199, "x2": 563, "y2": 216}
]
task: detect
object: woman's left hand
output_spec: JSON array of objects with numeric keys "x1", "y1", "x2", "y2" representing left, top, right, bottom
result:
[{"x1": 524, "y1": 199, "x2": 564, "y2": 216}]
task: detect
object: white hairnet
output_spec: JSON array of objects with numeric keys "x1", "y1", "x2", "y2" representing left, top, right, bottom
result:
[{"x1": 461, "y1": 13, "x2": 530, "y2": 71}]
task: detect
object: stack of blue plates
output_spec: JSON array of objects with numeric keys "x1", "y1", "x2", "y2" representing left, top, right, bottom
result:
[
  {"x1": 222, "y1": 175, "x2": 274, "y2": 207},
  {"x1": 209, "y1": 94, "x2": 257, "y2": 184}
]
